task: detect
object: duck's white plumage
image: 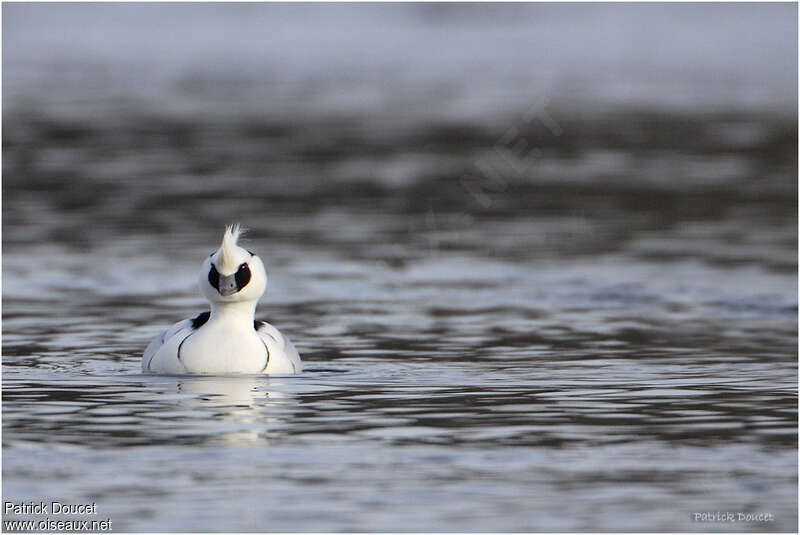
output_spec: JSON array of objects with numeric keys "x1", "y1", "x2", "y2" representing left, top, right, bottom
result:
[{"x1": 142, "y1": 224, "x2": 302, "y2": 375}]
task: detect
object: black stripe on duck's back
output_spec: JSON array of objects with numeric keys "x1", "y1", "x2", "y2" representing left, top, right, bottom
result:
[
  {"x1": 191, "y1": 311, "x2": 211, "y2": 330},
  {"x1": 192, "y1": 313, "x2": 267, "y2": 332},
  {"x1": 254, "y1": 319, "x2": 273, "y2": 331}
]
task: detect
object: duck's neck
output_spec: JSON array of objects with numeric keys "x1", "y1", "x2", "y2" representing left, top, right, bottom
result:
[{"x1": 209, "y1": 300, "x2": 258, "y2": 321}]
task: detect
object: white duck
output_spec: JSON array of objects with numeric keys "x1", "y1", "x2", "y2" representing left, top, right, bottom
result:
[{"x1": 142, "y1": 224, "x2": 302, "y2": 375}]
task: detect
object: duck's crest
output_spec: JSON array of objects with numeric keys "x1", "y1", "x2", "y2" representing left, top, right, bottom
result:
[{"x1": 218, "y1": 223, "x2": 244, "y2": 273}]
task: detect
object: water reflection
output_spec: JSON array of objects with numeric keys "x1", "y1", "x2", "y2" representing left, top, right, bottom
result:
[
  {"x1": 177, "y1": 376, "x2": 264, "y2": 408},
  {"x1": 174, "y1": 376, "x2": 298, "y2": 446}
]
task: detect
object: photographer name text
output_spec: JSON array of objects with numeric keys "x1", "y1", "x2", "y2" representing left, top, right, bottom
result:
[
  {"x1": 3, "y1": 502, "x2": 111, "y2": 532},
  {"x1": 693, "y1": 511, "x2": 774, "y2": 523},
  {"x1": 5, "y1": 502, "x2": 98, "y2": 516}
]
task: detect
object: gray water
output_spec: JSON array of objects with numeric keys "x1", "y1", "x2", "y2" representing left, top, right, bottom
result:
[{"x1": 2, "y1": 3, "x2": 798, "y2": 532}]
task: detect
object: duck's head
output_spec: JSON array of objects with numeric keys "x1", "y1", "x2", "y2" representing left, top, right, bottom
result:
[{"x1": 200, "y1": 224, "x2": 267, "y2": 304}]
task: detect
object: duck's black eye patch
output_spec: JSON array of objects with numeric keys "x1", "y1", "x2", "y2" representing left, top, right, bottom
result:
[
  {"x1": 235, "y1": 262, "x2": 251, "y2": 290},
  {"x1": 208, "y1": 264, "x2": 220, "y2": 289}
]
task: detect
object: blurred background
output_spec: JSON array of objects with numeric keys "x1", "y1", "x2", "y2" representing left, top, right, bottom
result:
[{"x1": 2, "y1": 3, "x2": 797, "y2": 532}]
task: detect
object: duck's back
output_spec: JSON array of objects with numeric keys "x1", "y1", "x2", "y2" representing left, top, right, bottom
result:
[
  {"x1": 256, "y1": 320, "x2": 303, "y2": 374},
  {"x1": 142, "y1": 318, "x2": 194, "y2": 374}
]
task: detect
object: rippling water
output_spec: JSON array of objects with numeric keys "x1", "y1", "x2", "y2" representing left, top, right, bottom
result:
[{"x1": 2, "y1": 3, "x2": 798, "y2": 532}]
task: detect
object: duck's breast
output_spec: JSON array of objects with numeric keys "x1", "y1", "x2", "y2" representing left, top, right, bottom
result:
[{"x1": 180, "y1": 321, "x2": 268, "y2": 374}]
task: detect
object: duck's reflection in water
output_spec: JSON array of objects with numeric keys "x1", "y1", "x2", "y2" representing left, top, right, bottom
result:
[{"x1": 173, "y1": 375, "x2": 298, "y2": 446}]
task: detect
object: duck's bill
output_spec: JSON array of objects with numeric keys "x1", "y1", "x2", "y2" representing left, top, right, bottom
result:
[{"x1": 218, "y1": 274, "x2": 240, "y2": 296}]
